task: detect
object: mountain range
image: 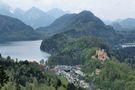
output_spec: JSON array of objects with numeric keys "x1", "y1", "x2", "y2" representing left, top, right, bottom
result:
[
  {"x1": 0, "y1": 4, "x2": 67, "y2": 28},
  {"x1": 106, "y1": 18, "x2": 135, "y2": 31}
]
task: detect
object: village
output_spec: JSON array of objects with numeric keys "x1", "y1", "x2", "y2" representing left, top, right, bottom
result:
[{"x1": 48, "y1": 65, "x2": 90, "y2": 89}]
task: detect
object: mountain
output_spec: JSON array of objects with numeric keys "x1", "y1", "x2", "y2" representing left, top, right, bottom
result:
[
  {"x1": 14, "y1": 8, "x2": 25, "y2": 19},
  {"x1": 111, "y1": 22, "x2": 123, "y2": 30},
  {"x1": 20, "y1": 7, "x2": 56, "y2": 28},
  {"x1": 0, "y1": 3, "x2": 13, "y2": 17},
  {"x1": 110, "y1": 18, "x2": 135, "y2": 31},
  {"x1": 46, "y1": 8, "x2": 67, "y2": 19},
  {"x1": 38, "y1": 11, "x2": 120, "y2": 45},
  {"x1": 120, "y1": 18, "x2": 135, "y2": 29},
  {"x1": 103, "y1": 20, "x2": 113, "y2": 25},
  {"x1": 40, "y1": 11, "x2": 122, "y2": 65},
  {"x1": 14, "y1": 7, "x2": 67, "y2": 28},
  {"x1": 13, "y1": 7, "x2": 56, "y2": 28},
  {"x1": 0, "y1": 15, "x2": 40, "y2": 42},
  {"x1": 109, "y1": 18, "x2": 135, "y2": 43},
  {"x1": 0, "y1": 3, "x2": 67, "y2": 28}
]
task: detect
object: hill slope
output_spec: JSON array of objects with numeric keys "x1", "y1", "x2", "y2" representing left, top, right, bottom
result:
[
  {"x1": 0, "y1": 15, "x2": 40, "y2": 42},
  {"x1": 37, "y1": 11, "x2": 105, "y2": 36},
  {"x1": 40, "y1": 11, "x2": 121, "y2": 65},
  {"x1": 111, "y1": 18, "x2": 135, "y2": 31},
  {"x1": 39, "y1": 11, "x2": 120, "y2": 45}
]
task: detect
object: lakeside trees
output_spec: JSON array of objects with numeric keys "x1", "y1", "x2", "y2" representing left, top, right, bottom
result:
[
  {"x1": 0, "y1": 55, "x2": 86, "y2": 90},
  {"x1": 0, "y1": 56, "x2": 62, "y2": 90},
  {"x1": 42, "y1": 36, "x2": 108, "y2": 65}
]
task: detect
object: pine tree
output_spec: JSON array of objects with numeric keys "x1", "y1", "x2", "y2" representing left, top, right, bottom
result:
[
  {"x1": 0, "y1": 66, "x2": 9, "y2": 89},
  {"x1": 0, "y1": 54, "x2": 2, "y2": 59}
]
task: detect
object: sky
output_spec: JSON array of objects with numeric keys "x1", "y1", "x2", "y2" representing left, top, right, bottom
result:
[{"x1": 0, "y1": 0, "x2": 135, "y2": 20}]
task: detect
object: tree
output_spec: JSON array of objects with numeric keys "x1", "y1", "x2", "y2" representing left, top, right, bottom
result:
[
  {"x1": 0, "y1": 66, "x2": 9, "y2": 88},
  {"x1": 0, "y1": 54, "x2": 2, "y2": 58},
  {"x1": 93, "y1": 60, "x2": 135, "y2": 90},
  {"x1": 57, "y1": 79, "x2": 62, "y2": 87},
  {"x1": 67, "y1": 83, "x2": 76, "y2": 90},
  {"x1": 7, "y1": 56, "x2": 11, "y2": 60},
  {"x1": 40, "y1": 59, "x2": 45, "y2": 65}
]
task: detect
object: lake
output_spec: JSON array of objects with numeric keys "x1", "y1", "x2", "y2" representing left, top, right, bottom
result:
[{"x1": 0, "y1": 40, "x2": 50, "y2": 62}]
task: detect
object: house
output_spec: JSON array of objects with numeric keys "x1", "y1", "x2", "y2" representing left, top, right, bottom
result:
[{"x1": 96, "y1": 48, "x2": 109, "y2": 62}]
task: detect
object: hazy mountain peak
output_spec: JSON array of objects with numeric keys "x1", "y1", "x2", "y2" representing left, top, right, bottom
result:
[
  {"x1": 0, "y1": 3, "x2": 13, "y2": 17},
  {"x1": 122, "y1": 18, "x2": 135, "y2": 22},
  {"x1": 79, "y1": 10, "x2": 94, "y2": 16},
  {"x1": 46, "y1": 8, "x2": 67, "y2": 19},
  {"x1": 0, "y1": 6, "x2": 68, "y2": 28},
  {"x1": 110, "y1": 18, "x2": 135, "y2": 31},
  {"x1": 31, "y1": 6, "x2": 38, "y2": 9},
  {"x1": 26, "y1": 7, "x2": 45, "y2": 14},
  {"x1": 30, "y1": 7, "x2": 40, "y2": 11},
  {"x1": 25, "y1": 7, "x2": 47, "y2": 20},
  {"x1": 14, "y1": 8, "x2": 25, "y2": 14},
  {"x1": 14, "y1": 8, "x2": 24, "y2": 12}
]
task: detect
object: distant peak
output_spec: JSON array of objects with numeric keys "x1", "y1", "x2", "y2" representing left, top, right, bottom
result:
[
  {"x1": 125, "y1": 18, "x2": 135, "y2": 21},
  {"x1": 14, "y1": 8, "x2": 24, "y2": 12},
  {"x1": 28, "y1": 7, "x2": 41, "y2": 12},
  {"x1": 27, "y1": 7, "x2": 45, "y2": 14},
  {"x1": 31, "y1": 6, "x2": 38, "y2": 9},
  {"x1": 79, "y1": 10, "x2": 94, "y2": 16}
]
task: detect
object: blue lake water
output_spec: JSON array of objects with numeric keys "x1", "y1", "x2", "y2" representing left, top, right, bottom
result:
[{"x1": 0, "y1": 40, "x2": 50, "y2": 62}]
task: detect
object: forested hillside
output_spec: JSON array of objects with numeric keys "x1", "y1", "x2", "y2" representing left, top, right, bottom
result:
[
  {"x1": 0, "y1": 55, "x2": 85, "y2": 90},
  {"x1": 111, "y1": 18, "x2": 135, "y2": 31},
  {"x1": 40, "y1": 10, "x2": 120, "y2": 65},
  {"x1": 38, "y1": 11, "x2": 121, "y2": 45},
  {"x1": 0, "y1": 15, "x2": 40, "y2": 42},
  {"x1": 41, "y1": 35, "x2": 109, "y2": 65},
  {"x1": 40, "y1": 10, "x2": 135, "y2": 90},
  {"x1": 82, "y1": 57, "x2": 135, "y2": 90}
]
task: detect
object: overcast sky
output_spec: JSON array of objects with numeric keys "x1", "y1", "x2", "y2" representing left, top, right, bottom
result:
[{"x1": 0, "y1": 0, "x2": 135, "y2": 20}]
